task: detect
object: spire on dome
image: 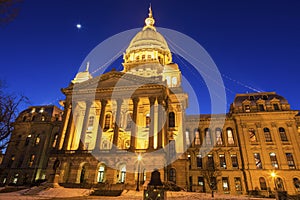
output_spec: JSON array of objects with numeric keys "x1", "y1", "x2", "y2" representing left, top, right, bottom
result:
[
  {"x1": 85, "y1": 61, "x2": 90, "y2": 72},
  {"x1": 143, "y1": 4, "x2": 156, "y2": 31}
]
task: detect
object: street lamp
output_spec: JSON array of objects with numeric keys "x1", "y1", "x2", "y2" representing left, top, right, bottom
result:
[{"x1": 136, "y1": 154, "x2": 142, "y2": 191}]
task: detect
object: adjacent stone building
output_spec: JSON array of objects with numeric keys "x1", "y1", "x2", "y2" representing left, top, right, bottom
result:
[{"x1": 0, "y1": 105, "x2": 63, "y2": 185}]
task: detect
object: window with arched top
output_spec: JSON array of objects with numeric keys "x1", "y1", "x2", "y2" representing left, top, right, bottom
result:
[
  {"x1": 276, "y1": 177, "x2": 284, "y2": 191},
  {"x1": 205, "y1": 128, "x2": 212, "y2": 145},
  {"x1": 259, "y1": 177, "x2": 267, "y2": 190},
  {"x1": 169, "y1": 168, "x2": 176, "y2": 183},
  {"x1": 226, "y1": 128, "x2": 235, "y2": 145},
  {"x1": 119, "y1": 164, "x2": 126, "y2": 183},
  {"x1": 169, "y1": 112, "x2": 175, "y2": 128},
  {"x1": 215, "y1": 128, "x2": 223, "y2": 145},
  {"x1": 279, "y1": 127, "x2": 288, "y2": 141},
  {"x1": 249, "y1": 128, "x2": 257, "y2": 142},
  {"x1": 293, "y1": 178, "x2": 300, "y2": 192},
  {"x1": 194, "y1": 129, "x2": 201, "y2": 146},
  {"x1": 97, "y1": 164, "x2": 106, "y2": 183},
  {"x1": 263, "y1": 128, "x2": 272, "y2": 142}
]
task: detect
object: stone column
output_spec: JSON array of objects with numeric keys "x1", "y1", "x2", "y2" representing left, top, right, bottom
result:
[
  {"x1": 57, "y1": 101, "x2": 71, "y2": 150},
  {"x1": 163, "y1": 98, "x2": 169, "y2": 146},
  {"x1": 157, "y1": 96, "x2": 164, "y2": 149},
  {"x1": 148, "y1": 96, "x2": 156, "y2": 151},
  {"x1": 78, "y1": 101, "x2": 92, "y2": 150},
  {"x1": 94, "y1": 99, "x2": 107, "y2": 151},
  {"x1": 62, "y1": 104, "x2": 74, "y2": 150},
  {"x1": 112, "y1": 99, "x2": 122, "y2": 150},
  {"x1": 129, "y1": 97, "x2": 139, "y2": 151}
]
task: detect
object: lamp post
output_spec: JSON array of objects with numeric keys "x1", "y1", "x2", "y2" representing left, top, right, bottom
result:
[{"x1": 136, "y1": 154, "x2": 142, "y2": 191}]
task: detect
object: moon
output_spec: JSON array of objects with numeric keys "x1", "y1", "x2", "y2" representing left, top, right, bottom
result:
[{"x1": 76, "y1": 24, "x2": 82, "y2": 29}]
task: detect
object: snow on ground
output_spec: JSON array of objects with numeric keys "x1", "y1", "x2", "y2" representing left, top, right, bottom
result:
[{"x1": 0, "y1": 187, "x2": 275, "y2": 199}]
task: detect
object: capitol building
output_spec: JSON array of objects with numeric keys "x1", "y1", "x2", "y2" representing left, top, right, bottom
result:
[{"x1": 1, "y1": 7, "x2": 300, "y2": 198}]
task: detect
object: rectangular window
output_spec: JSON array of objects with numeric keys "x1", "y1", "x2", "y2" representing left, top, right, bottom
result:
[
  {"x1": 270, "y1": 152, "x2": 279, "y2": 169},
  {"x1": 244, "y1": 105, "x2": 250, "y2": 112},
  {"x1": 234, "y1": 177, "x2": 242, "y2": 191},
  {"x1": 286, "y1": 153, "x2": 296, "y2": 169},
  {"x1": 222, "y1": 177, "x2": 230, "y2": 191},
  {"x1": 259, "y1": 104, "x2": 265, "y2": 111},
  {"x1": 198, "y1": 176, "x2": 204, "y2": 186},
  {"x1": 196, "y1": 154, "x2": 202, "y2": 168},
  {"x1": 254, "y1": 153, "x2": 262, "y2": 169},
  {"x1": 273, "y1": 104, "x2": 280, "y2": 111},
  {"x1": 207, "y1": 154, "x2": 214, "y2": 169},
  {"x1": 185, "y1": 130, "x2": 190, "y2": 147},
  {"x1": 231, "y1": 154, "x2": 238, "y2": 168},
  {"x1": 219, "y1": 154, "x2": 226, "y2": 169},
  {"x1": 87, "y1": 116, "x2": 94, "y2": 131}
]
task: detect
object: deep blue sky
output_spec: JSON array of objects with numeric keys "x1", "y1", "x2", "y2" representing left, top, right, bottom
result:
[{"x1": 1, "y1": 0, "x2": 300, "y2": 114}]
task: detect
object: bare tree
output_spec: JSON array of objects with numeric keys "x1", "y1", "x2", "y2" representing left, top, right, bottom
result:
[
  {"x1": 201, "y1": 156, "x2": 221, "y2": 198},
  {"x1": 0, "y1": 0, "x2": 23, "y2": 25},
  {"x1": 0, "y1": 80, "x2": 28, "y2": 151}
]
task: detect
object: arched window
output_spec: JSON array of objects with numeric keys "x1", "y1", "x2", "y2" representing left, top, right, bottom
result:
[
  {"x1": 80, "y1": 165, "x2": 86, "y2": 184},
  {"x1": 227, "y1": 128, "x2": 235, "y2": 145},
  {"x1": 293, "y1": 178, "x2": 300, "y2": 192},
  {"x1": 104, "y1": 114, "x2": 111, "y2": 130},
  {"x1": 194, "y1": 129, "x2": 201, "y2": 146},
  {"x1": 97, "y1": 164, "x2": 105, "y2": 183},
  {"x1": 215, "y1": 128, "x2": 223, "y2": 145},
  {"x1": 263, "y1": 128, "x2": 272, "y2": 142},
  {"x1": 249, "y1": 128, "x2": 257, "y2": 142},
  {"x1": 259, "y1": 177, "x2": 267, "y2": 190},
  {"x1": 41, "y1": 115, "x2": 45, "y2": 121},
  {"x1": 52, "y1": 133, "x2": 59, "y2": 148},
  {"x1": 279, "y1": 127, "x2": 288, "y2": 141},
  {"x1": 119, "y1": 164, "x2": 126, "y2": 183},
  {"x1": 169, "y1": 168, "x2": 176, "y2": 183},
  {"x1": 205, "y1": 128, "x2": 212, "y2": 145},
  {"x1": 276, "y1": 177, "x2": 284, "y2": 191},
  {"x1": 169, "y1": 112, "x2": 175, "y2": 128}
]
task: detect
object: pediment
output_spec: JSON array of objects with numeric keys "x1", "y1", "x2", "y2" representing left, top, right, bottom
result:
[{"x1": 66, "y1": 71, "x2": 164, "y2": 91}]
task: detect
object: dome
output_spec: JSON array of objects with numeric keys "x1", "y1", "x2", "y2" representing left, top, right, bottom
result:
[
  {"x1": 123, "y1": 6, "x2": 172, "y2": 67},
  {"x1": 125, "y1": 27, "x2": 170, "y2": 54}
]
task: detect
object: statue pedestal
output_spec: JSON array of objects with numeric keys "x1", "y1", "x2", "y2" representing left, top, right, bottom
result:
[
  {"x1": 144, "y1": 188, "x2": 166, "y2": 200},
  {"x1": 44, "y1": 173, "x2": 60, "y2": 188}
]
